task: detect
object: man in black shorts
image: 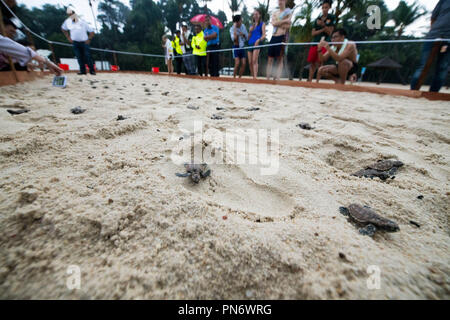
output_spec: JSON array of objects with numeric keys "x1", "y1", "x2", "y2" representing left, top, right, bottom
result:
[{"x1": 266, "y1": 0, "x2": 292, "y2": 80}]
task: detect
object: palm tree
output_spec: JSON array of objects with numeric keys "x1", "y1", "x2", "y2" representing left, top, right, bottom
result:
[
  {"x1": 229, "y1": 0, "x2": 243, "y2": 16},
  {"x1": 255, "y1": 0, "x2": 270, "y2": 23},
  {"x1": 391, "y1": 0, "x2": 426, "y2": 38}
]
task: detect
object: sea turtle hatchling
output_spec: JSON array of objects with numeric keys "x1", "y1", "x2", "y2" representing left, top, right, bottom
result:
[
  {"x1": 352, "y1": 159, "x2": 404, "y2": 181},
  {"x1": 71, "y1": 106, "x2": 86, "y2": 114},
  {"x1": 175, "y1": 163, "x2": 211, "y2": 183},
  {"x1": 339, "y1": 203, "x2": 400, "y2": 236}
]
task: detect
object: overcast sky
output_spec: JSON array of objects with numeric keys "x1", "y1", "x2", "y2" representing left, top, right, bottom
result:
[{"x1": 18, "y1": 0, "x2": 438, "y2": 36}]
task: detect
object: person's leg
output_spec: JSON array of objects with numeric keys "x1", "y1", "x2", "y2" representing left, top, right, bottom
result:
[
  {"x1": 182, "y1": 54, "x2": 187, "y2": 74},
  {"x1": 253, "y1": 49, "x2": 260, "y2": 79},
  {"x1": 206, "y1": 52, "x2": 210, "y2": 76},
  {"x1": 275, "y1": 55, "x2": 284, "y2": 80},
  {"x1": 213, "y1": 46, "x2": 220, "y2": 77},
  {"x1": 211, "y1": 48, "x2": 217, "y2": 77},
  {"x1": 337, "y1": 59, "x2": 353, "y2": 84},
  {"x1": 233, "y1": 53, "x2": 239, "y2": 78},
  {"x1": 195, "y1": 55, "x2": 201, "y2": 76},
  {"x1": 73, "y1": 42, "x2": 86, "y2": 74},
  {"x1": 83, "y1": 43, "x2": 95, "y2": 74},
  {"x1": 247, "y1": 51, "x2": 254, "y2": 78},
  {"x1": 239, "y1": 58, "x2": 246, "y2": 78},
  {"x1": 266, "y1": 57, "x2": 274, "y2": 80},
  {"x1": 176, "y1": 55, "x2": 181, "y2": 74},
  {"x1": 309, "y1": 63, "x2": 318, "y2": 82},
  {"x1": 430, "y1": 45, "x2": 449, "y2": 92},
  {"x1": 201, "y1": 56, "x2": 207, "y2": 76},
  {"x1": 307, "y1": 46, "x2": 318, "y2": 82},
  {"x1": 189, "y1": 55, "x2": 196, "y2": 75},
  {"x1": 317, "y1": 65, "x2": 338, "y2": 83},
  {"x1": 168, "y1": 59, "x2": 173, "y2": 74},
  {"x1": 410, "y1": 42, "x2": 434, "y2": 90}
]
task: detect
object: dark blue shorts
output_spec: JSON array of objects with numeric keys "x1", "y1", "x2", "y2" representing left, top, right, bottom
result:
[
  {"x1": 233, "y1": 46, "x2": 246, "y2": 59},
  {"x1": 268, "y1": 35, "x2": 285, "y2": 58}
]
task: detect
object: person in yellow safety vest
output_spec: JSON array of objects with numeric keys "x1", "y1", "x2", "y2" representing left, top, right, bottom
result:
[
  {"x1": 173, "y1": 30, "x2": 184, "y2": 75},
  {"x1": 192, "y1": 25, "x2": 207, "y2": 77}
]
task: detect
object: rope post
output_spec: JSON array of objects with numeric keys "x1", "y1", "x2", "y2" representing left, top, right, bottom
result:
[
  {"x1": 413, "y1": 42, "x2": 442, "y2": 91},
  {"x1": 0, "y1": 6, "x2": 19, "y2": 83}
]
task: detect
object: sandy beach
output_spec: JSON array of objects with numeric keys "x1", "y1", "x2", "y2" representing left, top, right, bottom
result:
[{"x1": 0, "y1": 73, "x2": 449, "y2": 299}]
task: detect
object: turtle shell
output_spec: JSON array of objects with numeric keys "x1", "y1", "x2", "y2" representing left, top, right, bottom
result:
[
  {"x1": 185, "y1": 163, "x2": 207, "y2": 173},
  {"x1": 347, "y1": 204, "x2": 399, "y2": 231},
  {"x1": 348, "y1": 204, "x2": 379, "y2": 224},
  {"x1": 368, "y1": 160, "x2": 403, "y2": 171}
]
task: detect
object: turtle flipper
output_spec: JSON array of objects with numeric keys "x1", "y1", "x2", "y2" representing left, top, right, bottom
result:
[
  {"x1": 359, "y1": 224, "x2": 377, "y2": 237},
  {"x1": 176, "y1": 172, "x2": 191, "y2": 178},
  {"x1": 388, "y1": 167, "x2": 398, "y2": 176},
  {"x1": 201, "y1": 169, "x2": 211, "y2": 178},
  {"x1": 339, "y1": 207, "x2": 350, "y2": 216}
]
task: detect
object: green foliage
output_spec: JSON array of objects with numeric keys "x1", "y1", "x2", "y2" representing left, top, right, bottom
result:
[
  {"x1": 229, "y1": 0, "x2": 243, "y2": 15},
  {"x1": 390, "y1": 0, "x2": 426, "y2": 38}
]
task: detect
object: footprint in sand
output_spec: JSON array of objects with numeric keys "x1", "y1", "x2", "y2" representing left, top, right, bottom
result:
[
  {"x1": 161, "y1": 163, "x2": 296, "y2": 219},
  {"x1": 209, "y1": 165, "x2": 296, "y2": 218}
]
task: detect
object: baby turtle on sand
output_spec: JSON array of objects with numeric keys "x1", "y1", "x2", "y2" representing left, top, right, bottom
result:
[
  {"x1": 297, "y1": 122, "x2": 314, "y2": 130},
  {"x1": 339, "y1": 203, "x2": 400, "y2": 236},
  {"x1": 211, "y1": 114, "x2": 224, "y2": 120},
  {"x1": 176, "y1": 163, "x2": 211, "y2": 183},
  {"x1": 71, "y1": 107, "x2": 86, "y2": 114},
  {"x1": 352, "y1": 159, "x2": 404, "y2": 181}
]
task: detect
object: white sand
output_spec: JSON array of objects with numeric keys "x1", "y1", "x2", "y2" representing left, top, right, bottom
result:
[{"x1": 0, "y1": 73, "x2": 449, "y2": 299}]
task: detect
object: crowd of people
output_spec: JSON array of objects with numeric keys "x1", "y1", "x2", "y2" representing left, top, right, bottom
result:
[
  {"x1": 160, "y1": 0, "x2": 361, "y2": 85},
  {"x1": 160, "y1": 0, "x2": 448, "y2": 92},
  {"x1": 0, "y1": 0, "x2": 448, "y2": 93}
]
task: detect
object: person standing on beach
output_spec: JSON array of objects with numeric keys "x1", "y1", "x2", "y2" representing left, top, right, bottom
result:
[
  {"x1": 410, "y1": 0, "x2": 450, "y2": 92},
  {"x1": 203, "y1": 16, "x2": 220, "y2": 77},
  {"x1": 181, "y1": 23, "x2": 195, "y2": 75},
  {"x1": 316, "y1": 29, "x2": 358, "y2": 84},
  {"x1": 266, "y1": 0, "x2": 292, "y2": 80},
  {"x1": 173, "y1": 30, "x2": 184, "y2": 74},
  {"x1": 247, "y1": 9, "x2": 266, "y2": 79},
  {"x1": 230, "y1": 14, "x2": 248, "y2": 79},
  {"x1": 192, "y1": 25, "x2": 207, "y2": 76},
  {"x1": 307, "y1": 0, "x2": 335, "y2": 82},
  {"x1": 162, "y1": 35, "x2": 174, "y2": 74},
  {"x1": 61, "y1": 7, "x2": 96, "y2": 75}
]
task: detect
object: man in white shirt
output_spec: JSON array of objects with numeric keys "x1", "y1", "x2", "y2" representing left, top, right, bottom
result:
[{"x1": 61, "y1": 8, "x2": 96, "y2": 75}]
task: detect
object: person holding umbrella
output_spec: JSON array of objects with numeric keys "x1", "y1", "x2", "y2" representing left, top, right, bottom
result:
[{"x1": 203, "y1": 15, "x2": 220, "y2": 77}]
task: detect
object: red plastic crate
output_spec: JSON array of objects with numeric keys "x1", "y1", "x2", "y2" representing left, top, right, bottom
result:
[{"x1": 58, "y1": 64, "x2": 69, "y2": 71}]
